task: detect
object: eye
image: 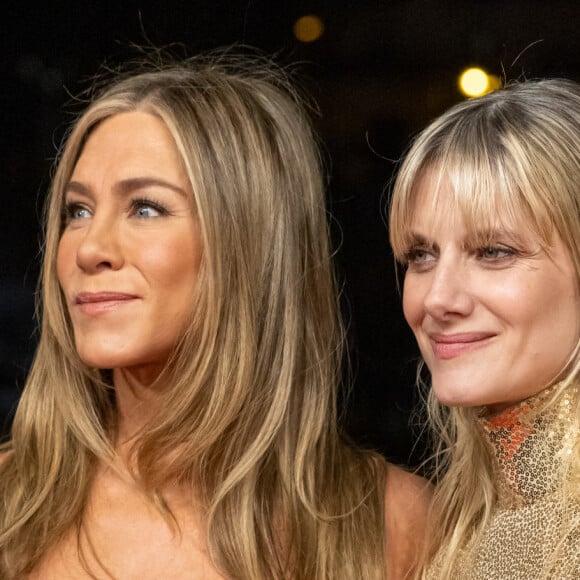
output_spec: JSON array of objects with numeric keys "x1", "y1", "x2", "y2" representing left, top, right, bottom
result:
[
  {"x1": 130, "y1": 198, "x2": 168, "y2": 219},
  {"x1": 64, "y1": 202, "x2": 92, "y2": 222},
  {"x1": 477, "y1": 246, "x2": 515, "y2": 261},
  {"x1": 135, "y1": 205, "x2": 160, "y2": 218},
  {"x1": 408, "y1": 249, "x2": 429, "y2": 261},
  {"x1": 404, "y1": 247, "x2": 437, "y2": 271}
]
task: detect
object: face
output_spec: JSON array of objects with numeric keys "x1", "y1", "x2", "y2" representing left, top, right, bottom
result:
[
  {"x1": 57, "y1": 111, "x2": 202, "y2": 381},
  {"x1": 402, "y1": 167, "x2": 580, "y2": 412}
]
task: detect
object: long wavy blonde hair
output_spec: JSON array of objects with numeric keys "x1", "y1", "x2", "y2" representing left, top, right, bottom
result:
[
  {"x1": 0, "y1": 52, "x2": 387, "y2": 579},
  {"x1": 389, "y1": 78, "x2": 580, "y2": 578}
]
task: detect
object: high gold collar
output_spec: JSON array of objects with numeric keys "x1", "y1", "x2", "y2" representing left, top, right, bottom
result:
[{"x1": 477, "y1": 384, "x2": 579, "y2": 507}]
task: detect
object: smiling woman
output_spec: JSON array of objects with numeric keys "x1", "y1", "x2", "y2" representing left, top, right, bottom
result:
[
  {"x1": 0, "y1": 53, "x2": 429, "y2": 579},
  {"x1": 389, "y1": 79, "x2": 580, "y2": 578},
  {"x1": 57, "y1": 112, "x2": 202, "y2": 378},
  {"x1": 401, "y1": 166, "x2": 578, "y2": 413}
]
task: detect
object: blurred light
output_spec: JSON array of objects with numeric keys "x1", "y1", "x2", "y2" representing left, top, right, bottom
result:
[
  {"x1": 487, "y1": 75, "x2": 501, "y2": 91},
  {"x1": 293, "y1": 15, "x2": 324, "y2": 43},
  {"x1": 459, "y1": 67, "x2": 500, "y2": 97}
]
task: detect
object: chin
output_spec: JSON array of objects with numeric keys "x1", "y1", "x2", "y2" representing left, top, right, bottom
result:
[
  {"x1": 75, "y1": 345, "x2": 130, "y2": 370},
  {"x1": 431, "y1": 382, "x2": 483, "y2": 408}
]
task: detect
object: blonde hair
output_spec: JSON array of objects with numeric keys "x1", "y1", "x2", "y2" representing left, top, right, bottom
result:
[
  {"x1": 0, "y1": 53, "x2": 387, "y2": 579},
  {"x1": 389, "y1": 79, "x2": 580, "y2": 578}
]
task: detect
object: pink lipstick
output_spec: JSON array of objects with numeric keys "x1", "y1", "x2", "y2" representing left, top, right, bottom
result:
[
  {"x1": 75, "y1": 292, "x2": 138, "y2": 315},
  {"x1": 429, "y1": 332, "x2": 495, "y2": 360}
]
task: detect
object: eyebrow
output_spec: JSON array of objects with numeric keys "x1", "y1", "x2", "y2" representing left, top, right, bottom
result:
[
  {"x1": 405, "y1": 227, "x2": 528, "y2": 248},
  {"x1": 65, "y1": 177, "x2": 189, "y2": 198},
  {"x1": 405, "y1": 232, "x2": 436, "y2": 247}
]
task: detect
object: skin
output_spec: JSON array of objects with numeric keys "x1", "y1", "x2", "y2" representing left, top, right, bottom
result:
[
  {"x1": 30, "y1": 462, "x2": 225, "y2": 579},
  {"x1": 385, "y1": 465, "x2": 432, "y2": 579},
  {"x1": 403, "y1": 167, "x2": 580, "y2": 413}
]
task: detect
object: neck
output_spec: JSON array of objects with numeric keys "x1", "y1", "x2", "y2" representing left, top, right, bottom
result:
[{"x1": 113, "y1": 366, "x2": 167, "y2": 445}]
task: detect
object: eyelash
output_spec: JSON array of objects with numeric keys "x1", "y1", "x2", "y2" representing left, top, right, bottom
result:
[
  {"x1": 476, "y1": 245, "x2": 517, "y2": 261},
  {"x1": 403, "y1": 247, "x2": 434, "y2": 265},
  {"x1": 63, "y1": 201, "x2": 90, "y2": 223},
  {"x1": 130, "y1": 197, "x2": 169, "y2": 218},
  {"x1": 402, "y1": 244, "x2": 518, "y2": 269},
  {"x1": 62, "y1": 197, "x2": 170, "y2": 223}
]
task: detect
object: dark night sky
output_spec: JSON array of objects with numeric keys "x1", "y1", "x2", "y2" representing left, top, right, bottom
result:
[{"x1": 1, "y1": 0, "x2": 579, "y2": 466}]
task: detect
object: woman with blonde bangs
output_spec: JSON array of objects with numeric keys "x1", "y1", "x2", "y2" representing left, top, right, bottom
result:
[
  {"x1": 389, "y1": 78, "x2": 580, "y2": 578},
  {"x1": 0, "y1": 53, "x2": 429, "y2": 579}
]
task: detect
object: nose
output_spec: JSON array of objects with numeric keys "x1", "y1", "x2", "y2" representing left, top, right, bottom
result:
[
  {"x1": 422, "y1": 258, "x2": 474, "y2": 320},
  {"x1": 75, "y1": 215, "x2": 124, "y2": 273}
]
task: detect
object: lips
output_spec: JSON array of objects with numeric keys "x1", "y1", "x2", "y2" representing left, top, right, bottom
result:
[
  {"x1": 428, "y1": 332, "x2": 496, "y2": 360},
  {"x1": 74, "y1": 291, "x2": 139, "y2": 315}
]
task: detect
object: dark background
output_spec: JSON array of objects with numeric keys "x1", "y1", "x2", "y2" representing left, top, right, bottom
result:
[{"x1": 1, "y1": 1, "x2": 579, "y2": 467}]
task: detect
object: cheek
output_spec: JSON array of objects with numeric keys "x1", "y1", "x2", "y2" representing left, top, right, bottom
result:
[
  {"x1": 402, "y1": 275, "x2": 424, "y2": 329},
  {"x1": 139, "y1": 234, "x2": 202, "y2": 291},
  {"x1": 537, "y1": 281, "x2": 580, "y2": 346},
  {"x1": 56, "y1": 235, "x2": 75, "y2": 289},
  {"x1": 492, "y1": 272, "x2": 573, "y2": 330}
]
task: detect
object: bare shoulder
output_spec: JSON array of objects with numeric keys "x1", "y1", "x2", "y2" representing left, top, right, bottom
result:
[
  {"x1": 384, "y1": 463, "x2": 432, "y2": 579},
  {"x1": 385, "y1": 463, "x2": 431, "y2": 508},
  {"x1": 385, "y1": 462, "x2": 431, "y2": 539},
  {"x1": 0, "y1": 450, "x2": 13, "y2": 465}
]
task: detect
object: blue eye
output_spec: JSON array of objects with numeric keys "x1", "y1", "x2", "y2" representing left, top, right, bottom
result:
[
  {"x1": 64, "y1": 202, "x2": 92, "y2": 221},
  {"x1": 408, "y1": 249, "x2": 430, "y2": 262},
  {"x1": 403, "y1": 246, "x2": 437, "y2": 273},
  {"x1": 478, "y1": 246, "x2": 514, "y2": 260},
  {"x1": 405, "y1": 247, "x2": 436, "y2": 264},
  {"x1": 135, "y1": 205, "x2": 160, "y2": 218},
  {"x1": 131, "y1": 198, "x2": 167, "y2": 219}
]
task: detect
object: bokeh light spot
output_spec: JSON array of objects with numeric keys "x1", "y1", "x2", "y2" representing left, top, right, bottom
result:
[
  {"x1": 459, "y1": 67, "x2": 499, "y2": 97},
  {"x1": 293, "y1": 15, "x2": 324, "y2": 43}
]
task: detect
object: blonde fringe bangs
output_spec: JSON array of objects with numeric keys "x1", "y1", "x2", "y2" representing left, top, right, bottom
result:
[{"x1": 389, "y1": 106, "x2": 568, "y2": 265}]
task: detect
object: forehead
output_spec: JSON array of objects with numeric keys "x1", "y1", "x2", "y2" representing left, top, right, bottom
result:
[
  {"x1": 74, "y1": 112, "x2": 182, "y2": 170},
  {"x1": 65, "y1": 111, "x2": 193, "y2": 204}
]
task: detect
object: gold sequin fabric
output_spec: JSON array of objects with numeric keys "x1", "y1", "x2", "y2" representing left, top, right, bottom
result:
[{"x1": 428, "y1": 384, "x2": 580, "y2": 579}]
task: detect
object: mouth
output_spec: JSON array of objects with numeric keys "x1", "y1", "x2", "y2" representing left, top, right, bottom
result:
[
  {"x1": 74, "y1": 292, "x2": 139, "y2": 315},
  {"x1": 428, "y1": 332, "x2": 496, "y2": 360}
]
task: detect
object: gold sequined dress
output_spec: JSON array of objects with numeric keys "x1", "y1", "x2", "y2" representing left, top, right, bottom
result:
[{"x1": 429, "y1": 384, "x2": 580, "y2": 579}]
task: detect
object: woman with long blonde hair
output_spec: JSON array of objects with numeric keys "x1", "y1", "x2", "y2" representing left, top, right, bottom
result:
[
  {"x1": 389, "y1": 79, "x2": 580, "y2": 578},
  {"x1": 0, "y1": 53, "x2": 429, "y2": 579}
]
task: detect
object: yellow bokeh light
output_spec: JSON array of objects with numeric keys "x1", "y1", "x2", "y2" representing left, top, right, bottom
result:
[
  {"x1": 293, "y1": 15, "x2": 324, "y2": 43},
  {"x1": 487, "y1": 74, "x2": 501, "y2": 91},
  {"x1": 458, "y1": 67, "x2": 499, "y2": 97}
]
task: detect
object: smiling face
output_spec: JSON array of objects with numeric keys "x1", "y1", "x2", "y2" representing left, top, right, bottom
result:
[
  {"x1": 401, "y1": 167, "x2": 580, "y2": 412},
  {"x1": 57, "y1": 111, "x2": 202, "y2": 381}
]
